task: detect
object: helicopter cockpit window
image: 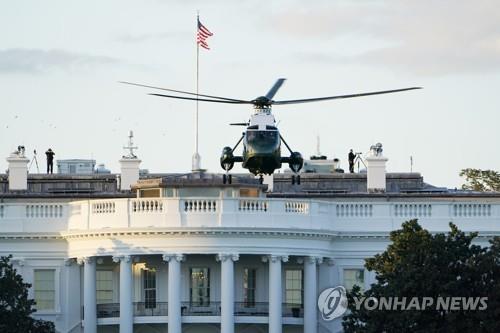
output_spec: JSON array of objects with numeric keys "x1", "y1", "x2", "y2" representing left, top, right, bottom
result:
[{"x1": 246, "y1": 130, "x2": 279, "y2": 149}]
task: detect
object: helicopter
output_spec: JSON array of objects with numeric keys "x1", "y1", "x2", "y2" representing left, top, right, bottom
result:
[{"x1": 121, "y1": 79, "x2": 421, "y2": 184}]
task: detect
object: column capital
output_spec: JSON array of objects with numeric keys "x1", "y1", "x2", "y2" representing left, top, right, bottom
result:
[
  {"x1": 162, "y1": 253, "x2": 185, "y2": 263},
  {"x1": 261, "y1": 255, "x2": 288, "y2": 263},
  {"x1": 64, "y1": 258, "x2": 76, "y2": 266},
  {"x1": 301, "y1": 256, "x2": 323, "y2": 265},
  {"x1": 216, "y1": 253, "x2": 239, "y2": 262},
  {"x1": 11, "y1": 258, "x2": 25, "y2": 267},
  {"x1": 112, "y1": 255, "x2": 132, "y2": 263},
  {"x1": 77, "y1": 256, "x2": 94, "y2": 265},
  {"x1": 326, "y1": 258, "x2": 335, "y2": 266}
]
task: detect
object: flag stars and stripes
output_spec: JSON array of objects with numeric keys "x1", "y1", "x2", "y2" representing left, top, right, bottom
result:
[{"x1": 197, "y1": 19, "x2": 213, "y2": 50}]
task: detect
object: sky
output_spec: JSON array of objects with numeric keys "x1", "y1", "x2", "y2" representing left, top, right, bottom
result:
[{"x1": 1, "y1": 0, "x2": 499, "y2": 188}]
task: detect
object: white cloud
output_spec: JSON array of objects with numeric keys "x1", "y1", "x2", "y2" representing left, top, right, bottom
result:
[
  {"x1": 270, "y1": 1, "x2": 500, "y2": 75},
  {"x1": 0, "y1": 48, "x2": 119, "y2": 74}
]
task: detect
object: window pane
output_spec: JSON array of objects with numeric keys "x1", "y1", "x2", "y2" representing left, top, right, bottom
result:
[
  {"x1": 343, "y1": 269, "x2": 365, "y2": 292},
  {"x1": 34, "y1": 269, "x2": 55, "y2": 310},
  {"x1": 96, "y1": 270, "x2": 113, "y2": 304},
  {"x1": 285, "y1": 269, "x2": 303, "y2": 305},
  {"x1": 143, "y1": 269, "x2": 157, "y2": 308},
  {"x1": 190, "y1": 268, "x2": 210, "y2": 305},
  {"x1": 243, "y1": 268, "x2": 256, "y2": 305}
]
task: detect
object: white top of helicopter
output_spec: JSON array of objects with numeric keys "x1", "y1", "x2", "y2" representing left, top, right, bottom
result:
[{"x1": 249, "y1": 110, "x2": 276, "y2": 131}]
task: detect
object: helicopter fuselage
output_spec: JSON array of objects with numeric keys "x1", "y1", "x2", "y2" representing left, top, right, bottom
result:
[
  {"x1": 242, "y1": 109, "x2": 281, "y2": 175},
  {"x1": 242, "y1": 127, "x2": 281, "y2": 175},
  {"x1": 220, "y1": 106, "x2": 303, "y2": 176}
]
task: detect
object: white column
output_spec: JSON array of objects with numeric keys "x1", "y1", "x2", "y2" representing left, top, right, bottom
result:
[
  {"x1": 217, "y1": 253, "x2": 239, "y2": 333},
  {"x1": 263, "y1": 255, "x2": 288, "y2": 333},
  {"x1": 113, "y1": 255, "x2": 133, "y2": 333},
  {"x1": 163, "y1": 254, "x2": 185, "y2": 333},
  {"x1": 80, "y1": 257, "x2": 96, "y2": 333},
  {"x1": 304, "y1": 256, "x2": 322, "y2": 333}
]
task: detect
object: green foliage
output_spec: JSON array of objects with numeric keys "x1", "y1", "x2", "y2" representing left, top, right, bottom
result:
[
  {"x1": 342, "y1": 220, "x2": 500, "y2": 333},
  {"x1": 0, "y1": 255, "x2": 55, "y2": 333},
  {"x1": 460, "y1": 168, "x2": 500, "y2": 192}
]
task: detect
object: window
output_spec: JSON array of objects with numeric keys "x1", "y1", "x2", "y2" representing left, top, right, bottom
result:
[
  {"x1": 96, "y1": 270, "x2": 113, "y2": 304},
  {"x1": 143, "y1": 269, "x2": 156, "y2": 309},
  {"x1": 34, "y1": 269, "x2": 55, "y2": 310},
  {"x1": 243, "y1": 268, "x2": 256, "y2": 306},
  {"x1": 343, "y1": 269, "x2": 365, "y2": 292},
  {"x1": 285, "y1": 269, "x2": 303, "y2": 305},
  {"x1": 190, "y1": 268, "x2": 210, "y2": 306}
]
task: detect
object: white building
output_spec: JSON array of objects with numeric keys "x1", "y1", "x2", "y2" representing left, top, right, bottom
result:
[
  {"x1": 57, "y1": 159, "x2": 97, "y2": 175},
  {"x1": 1, "y1": 147, "x2": 499, "y2": 333}
]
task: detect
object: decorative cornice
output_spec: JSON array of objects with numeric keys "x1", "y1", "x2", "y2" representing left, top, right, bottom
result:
[{"x1": 60, "y1": 228, "x2": 336, "y2": 241}]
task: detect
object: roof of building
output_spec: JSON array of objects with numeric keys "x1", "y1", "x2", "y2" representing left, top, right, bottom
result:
[{"x1": 1, "y1": 171, "x2": 499, "y2": 199}]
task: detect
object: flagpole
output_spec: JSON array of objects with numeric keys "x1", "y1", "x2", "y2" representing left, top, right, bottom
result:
[{"x1": 193, "y1": 11, "x2": 201, "y2": 171}]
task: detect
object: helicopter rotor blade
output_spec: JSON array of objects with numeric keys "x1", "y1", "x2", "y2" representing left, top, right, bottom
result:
[
  {"x1": 149, "y1": 93, "x2": 253, "y2": 104},
  {"x1": 272, "y1": 87, "x2": 422, "y2": 105},
  {"x1": 120, "y1": 81, "x2": 249, "y2": 102},
  {"x1": 229, "y1": 122, "x2": 249, "y2": 126},
  {"x1": 265, "y1": 78, "x2": 286, "y2": 100}
]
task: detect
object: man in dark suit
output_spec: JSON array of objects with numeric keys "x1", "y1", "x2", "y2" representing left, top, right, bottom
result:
[
  {"x1": 348, "y1": 149, "x2": 355, "y2": 173},
  {"x1": 45, "y1": 148, "x2": 55, "y2": 174}
]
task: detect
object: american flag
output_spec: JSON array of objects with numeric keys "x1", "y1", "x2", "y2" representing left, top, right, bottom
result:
[{"x1": 197, "y1": 18, "x2": 213, "y2": 50}]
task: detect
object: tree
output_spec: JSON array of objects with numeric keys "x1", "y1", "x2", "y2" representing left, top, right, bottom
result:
[
  {"x1": 343, "y1": 220, "x2": 500, "y2": 333},
  {"x1": 0, "y1": 255, "x2": 55, "y2": 333},
  {"x1": 460, "y1": 168, "x2": 500, "y2": 192}
]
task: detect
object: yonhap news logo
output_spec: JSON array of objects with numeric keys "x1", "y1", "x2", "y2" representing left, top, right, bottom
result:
[
  {"x1": 318, "y1": 286, "x2": 488, "y2": 321},
  {"x1": 317, "y1": 286, "x2": 348, "y2": 321}
]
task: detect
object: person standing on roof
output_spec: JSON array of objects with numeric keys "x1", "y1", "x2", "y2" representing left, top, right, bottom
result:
[
  {"x1": 348, "y1": 149, "x2": 356, "y2": 173},
  {"x1": 45, "y1": 148, "x2": 55, "y2": 174}
]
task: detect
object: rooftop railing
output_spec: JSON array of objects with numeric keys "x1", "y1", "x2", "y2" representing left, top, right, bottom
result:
[
  {"x1": 95, "y1": 301, "x2": 303, "y2": 318},
  {"x1": 0, "y1": 197, "x2": 498, "y2": 234}
]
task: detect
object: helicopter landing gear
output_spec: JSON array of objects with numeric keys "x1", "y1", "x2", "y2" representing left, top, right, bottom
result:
[
  {"x1": 223, "y1": 174, "x2": 233, "y2": 184},
  {"x1": 291, "y1": 174, "x2": 301, "y2": 185}
]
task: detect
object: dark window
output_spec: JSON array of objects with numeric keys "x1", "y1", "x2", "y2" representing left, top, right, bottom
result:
[
  {"x1": 243, "y1": 268, "x2": 256, "y2": 306},
  {"x1": 143, "y1": 269, "x2": 156, "y2": 308},
  {"x1": 190, "y1": 268, "x2": 210, "y2": 306}
]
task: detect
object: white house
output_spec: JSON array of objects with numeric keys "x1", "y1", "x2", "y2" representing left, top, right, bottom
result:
[{"x1": 1, "y1": 147, "x2": 499, "y2": 333}]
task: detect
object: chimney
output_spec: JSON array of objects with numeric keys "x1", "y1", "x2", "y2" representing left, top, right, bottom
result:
[
  {"x1": 7, "y1": 147, "x2": 29, "y2": 191},
  {"x1": 119, "y1": 130, "x2": 141, "y2": 191},
  {"x1": 365, "y1": 143, "x2": 388, "y2": 193}
]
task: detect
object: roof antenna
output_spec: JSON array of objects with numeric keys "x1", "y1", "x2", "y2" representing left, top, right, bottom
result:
[
  {"x1": 123, "y1": 130, "x2": 138, "y2": 159},
  {"x1": 410, "y1": 155, "x2": 413, "y2": 172}
]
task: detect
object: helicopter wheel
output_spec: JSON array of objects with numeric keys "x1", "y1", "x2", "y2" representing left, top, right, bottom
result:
[
  {"x1": 228, "y1": 174, "x2": 232, "y2": 184},
  {"x1": 297, "y1": 175, "x2": 301, "y2": 185},
  {"x1": 223, "y1": 174, "x2": 227, "y2": 184},
  {"x1": 291, "y1": 175, "x2": 295, "y2": 185}
]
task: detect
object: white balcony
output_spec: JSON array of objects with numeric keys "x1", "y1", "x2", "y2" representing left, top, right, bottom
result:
[{"x1": 0, "y1": 198, "x2": 499, "y2": 235}]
